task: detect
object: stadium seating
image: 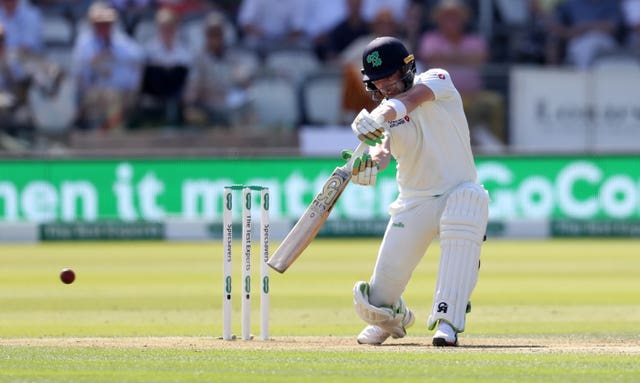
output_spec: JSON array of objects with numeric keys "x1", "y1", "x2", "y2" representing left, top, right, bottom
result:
[
  {"x1": 28, "y1": 77, "x2": 77, "y2": 135},
  {"x1": 264, "y1": 48, "x2": 320, "y2": 85},
  {"x1": 247, "y1": 74, "x2": 300, "y2": 130},
  {"x1": 302, "y1": 70, "x2": 344, "y2": 125},
  {"x1": 42, "y1": 14, "x2": 74, "y2": 47}
]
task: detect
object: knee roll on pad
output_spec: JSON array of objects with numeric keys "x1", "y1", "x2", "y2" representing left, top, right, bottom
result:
[{"x1": 439, "y1": 183, "x2": 490, "y2": 244}]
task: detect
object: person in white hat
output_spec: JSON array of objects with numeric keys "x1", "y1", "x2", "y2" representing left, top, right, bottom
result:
[{"x1": 72, "y1": 1, "x2": 144, "y2": 131}]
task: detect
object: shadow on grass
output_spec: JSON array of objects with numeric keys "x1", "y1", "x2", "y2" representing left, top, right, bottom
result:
[
  {"x1": 378, "y1": 343, "x2": 546, "y2": 350},
  {"x1": 460, "y1": 344, "x2": 546, "y2": 349}
]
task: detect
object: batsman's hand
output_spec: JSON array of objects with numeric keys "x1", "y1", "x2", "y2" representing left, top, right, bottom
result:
[
  {"x1": 341, "y1": 150, "x2": 378, "y2": 186},
  {"x1": 351, "y1": 109, "x2": 385, "y2": 146}
]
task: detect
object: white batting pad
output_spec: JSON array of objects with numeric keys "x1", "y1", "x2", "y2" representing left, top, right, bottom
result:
[
  {"x1": 353, "y1": 281, "x2": 411, "y2": 338},
  {"x1": 427, "y1": 183, "x2": 489, "y2": 333},
  {"x1": 354, "y1": 281, "x2": 395, "y2": 324}
]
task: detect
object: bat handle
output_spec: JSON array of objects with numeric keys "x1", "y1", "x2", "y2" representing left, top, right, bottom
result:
[{"x1": 345, "y1": 141, "x2": 369, "y2": 172}]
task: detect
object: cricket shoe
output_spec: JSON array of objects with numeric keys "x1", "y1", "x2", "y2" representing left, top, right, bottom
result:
[
  {"x1": 357, "y1": 308, "x2": 415, "y2": 345},
  {"x1": 432, "y1": 320, "x2": 458, "y2": 347},
  {"x1": 357, "y1": 325, "x2": 390, "y2": 345}
]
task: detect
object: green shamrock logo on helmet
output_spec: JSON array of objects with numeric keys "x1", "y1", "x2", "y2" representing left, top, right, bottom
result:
[{"x1": 367, "y1": 51, "x2": 382, "y2": 67}]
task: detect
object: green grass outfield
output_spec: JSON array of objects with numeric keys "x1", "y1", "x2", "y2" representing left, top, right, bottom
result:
[{"x1": 1, "y1": 239, "x2": 639, "y2": 382}]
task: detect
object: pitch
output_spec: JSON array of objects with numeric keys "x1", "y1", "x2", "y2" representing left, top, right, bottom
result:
[{"x1": 1, "y1": 238, "x2": 639, "y2": 382}]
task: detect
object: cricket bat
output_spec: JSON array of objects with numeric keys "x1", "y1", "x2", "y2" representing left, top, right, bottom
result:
[{"x1": 267, "y1": 141, "x2": 368, "y2": 273}]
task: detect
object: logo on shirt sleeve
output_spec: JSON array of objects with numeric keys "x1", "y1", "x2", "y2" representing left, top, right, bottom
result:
[{"x1": 389, "y1": 116, "x2": 410, "y2": 128}]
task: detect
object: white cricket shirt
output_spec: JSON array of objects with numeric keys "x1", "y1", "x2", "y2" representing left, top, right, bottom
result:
[{"x1": 385, "y1": 68, "x2": 478, "y2": 199}]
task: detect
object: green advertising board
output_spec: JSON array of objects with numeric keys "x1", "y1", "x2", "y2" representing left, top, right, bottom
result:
[
  {"x1": 1, "y1": 155, "x2": 639, "y2": 224},
  {"x1": 477, "y1": 155, "x2": 640, "y2": 221}
]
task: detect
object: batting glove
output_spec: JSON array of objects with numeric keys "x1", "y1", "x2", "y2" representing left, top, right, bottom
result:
[
  {"x1": 341, "y1": 150, "x2": 378, "y2": 186},
  {"x1": 351, "y1": 109, "x2": 385, "y2": 146}
]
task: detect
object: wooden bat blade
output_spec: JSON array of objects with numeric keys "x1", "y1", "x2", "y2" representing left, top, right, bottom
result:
[
  {"x1": 267, "y1": 166, "x2": 351, "y2": 273},
  {"x1": 267, "y1": 141, "x2": 367, "y2": 273}
]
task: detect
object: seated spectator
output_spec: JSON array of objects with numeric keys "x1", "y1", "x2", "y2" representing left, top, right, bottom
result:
[
  {"x1": 237, "y1": 0, "x2": 308, "y2": 54},
  {"x1": 0, "y1": 22, "x2": 32, "y2": 150},
  {"x1": 109, "y1": 0, "x2": 154, "y2": 36},
  {"x1": 361, "y1": 0, "x2": 408, "y2": 25},
  {"x1": 622, "y1": 0, "x2": 640, "y2": 50},
  {"x1": 547, "y1": 0, "x2": 623, "y2": 69},
  {"x1": 156, "y1": 0, "x2": 210, "y2": 19},
  {"x1": 404, "y1": 0, "x2": 427, "y2": 53},
  {"x1": 303, "y1": 0, "x2": 347, "y2": 61},
  {"x1": 417, "y1": 0, "x2": 506, "y2": 147},
  {"x1": 0, "y1": 0, "x2": 42, "y2": 54},
  {"x1": 72, "y1": 1, "x2": 144, "y2": 131},
  {"x1": 325, "y1": 0, "x2": 370, "y2": 63},
  {"x1": 512, "y1": 0, "x2": 555, "y2": 64},
  {"x1": 183, "y1": 11, "x2": 255, "y2": 129},
  {"x1": 138, "y1": 8, "x2": 192, "y2": 127},
  {"x1": 0, "y1": 17, "x2": 62, "y2": 151},
  {"x1": 1, "y1": 0, "x2": 64, "y2": 86},
  {"x1": 340, "y1": 8, "x2": 403, "y2": 121},
  {"x1": 1, "y1": 0, "x2": 62, "y2": 96}
]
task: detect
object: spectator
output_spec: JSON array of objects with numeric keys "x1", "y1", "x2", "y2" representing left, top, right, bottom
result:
[
  {"x1": 325, "y1": 0, "x2": 370, "y2": 63},
  {"x1": 417, "y1": 0, "x2": 505, "y2": 148},
  {"x1": 157, "y1": 0, "x2": 210, "y2": 19},
  {"x1": 622, "y1": 0, "x2": 640, "y2": 50},
  {"x1": 237, "y1": 0, "x2": 308, "y2": 54},
  {"x1": 139, "y1": 7, "x2": 192, "y2": 127},
  {"x1": 302, "y1": 0, "x2": 348, "y2": 60},
  {"x1": 1, "y1": 0, "x2": 62, "y2": 95},
  {"x1": 340, "y1": 8, "x2": 404, "y2": 121},
  {"x1": 361, "y1": 0, "x2": 409, "y2": 24},
  {"x1": 0, "y1": 22, "x2": 32, "y2": 150},
  {"x1": 0, "y1": 0, "x2": 60, "y2": 96},
  {"x1": 547, "y1": 0, "x2": 624, "y2": 69},
  {"x1": 404, "y1": 0, "x2": 426, "y2": 53},
  {"x1": 183, "y1": 11, "x2": 255, "y2": 129},
  {"x1": 109, "y1": 0, "x2": 154, "y2": 36},
  {"x1": 512, "y1": 0, "x2": 556, "y2": 64},
  {"x1": 72, "y1": 1, "x2": 144, "y2": 131},
  {"x1": 0, "y1": 0, "x2": 42, "y2": 54}
]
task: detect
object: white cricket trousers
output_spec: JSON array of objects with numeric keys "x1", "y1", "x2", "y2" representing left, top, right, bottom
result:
[{"x1": 368, "y1": 193, "x2": 447, "y2": 307}]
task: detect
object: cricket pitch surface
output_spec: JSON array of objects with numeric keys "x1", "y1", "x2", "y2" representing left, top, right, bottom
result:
[{"x1": 2, "y1": 336, "x2": 639, "y2": 354}]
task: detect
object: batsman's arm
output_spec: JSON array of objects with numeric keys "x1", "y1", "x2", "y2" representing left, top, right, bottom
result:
[{"x1": 372, "y1": 84, "x2": 436, "y2": 122}]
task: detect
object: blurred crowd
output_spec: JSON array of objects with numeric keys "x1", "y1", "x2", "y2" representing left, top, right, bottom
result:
[{"x1": 1, "y1": 0, "x2": 639, "y2": 153}]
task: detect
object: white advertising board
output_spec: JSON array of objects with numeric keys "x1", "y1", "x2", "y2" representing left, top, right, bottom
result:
[
  {"x1": 510, "y1": 67, "x2": 640, "y2": 152},
  {"x1": 299, "y1": 125, "x2": 360, "y2": 155}
]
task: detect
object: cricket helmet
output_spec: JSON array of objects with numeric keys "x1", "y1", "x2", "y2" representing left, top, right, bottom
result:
[{"x1": 361, "y1": 36, "x2": 416, "y2": 99}]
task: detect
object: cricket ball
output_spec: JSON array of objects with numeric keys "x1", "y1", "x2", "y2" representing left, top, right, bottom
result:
[{"x1": 60, "y1": 268, "x2": 75, "y2": 284}]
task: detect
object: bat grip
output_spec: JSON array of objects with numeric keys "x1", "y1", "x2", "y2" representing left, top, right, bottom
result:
[{"x1": 345, "y1": 141, "x2": 369, "y2": 172}]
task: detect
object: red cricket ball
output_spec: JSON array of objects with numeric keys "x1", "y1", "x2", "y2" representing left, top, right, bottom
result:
[{"x1": 60, "y1": 268, "x2": 75, "y2": 284}]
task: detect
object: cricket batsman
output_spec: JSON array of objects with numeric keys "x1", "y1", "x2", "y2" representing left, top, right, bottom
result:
[{"x1": 346, "y1": 36, "x2": 490, "y2": 346}]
